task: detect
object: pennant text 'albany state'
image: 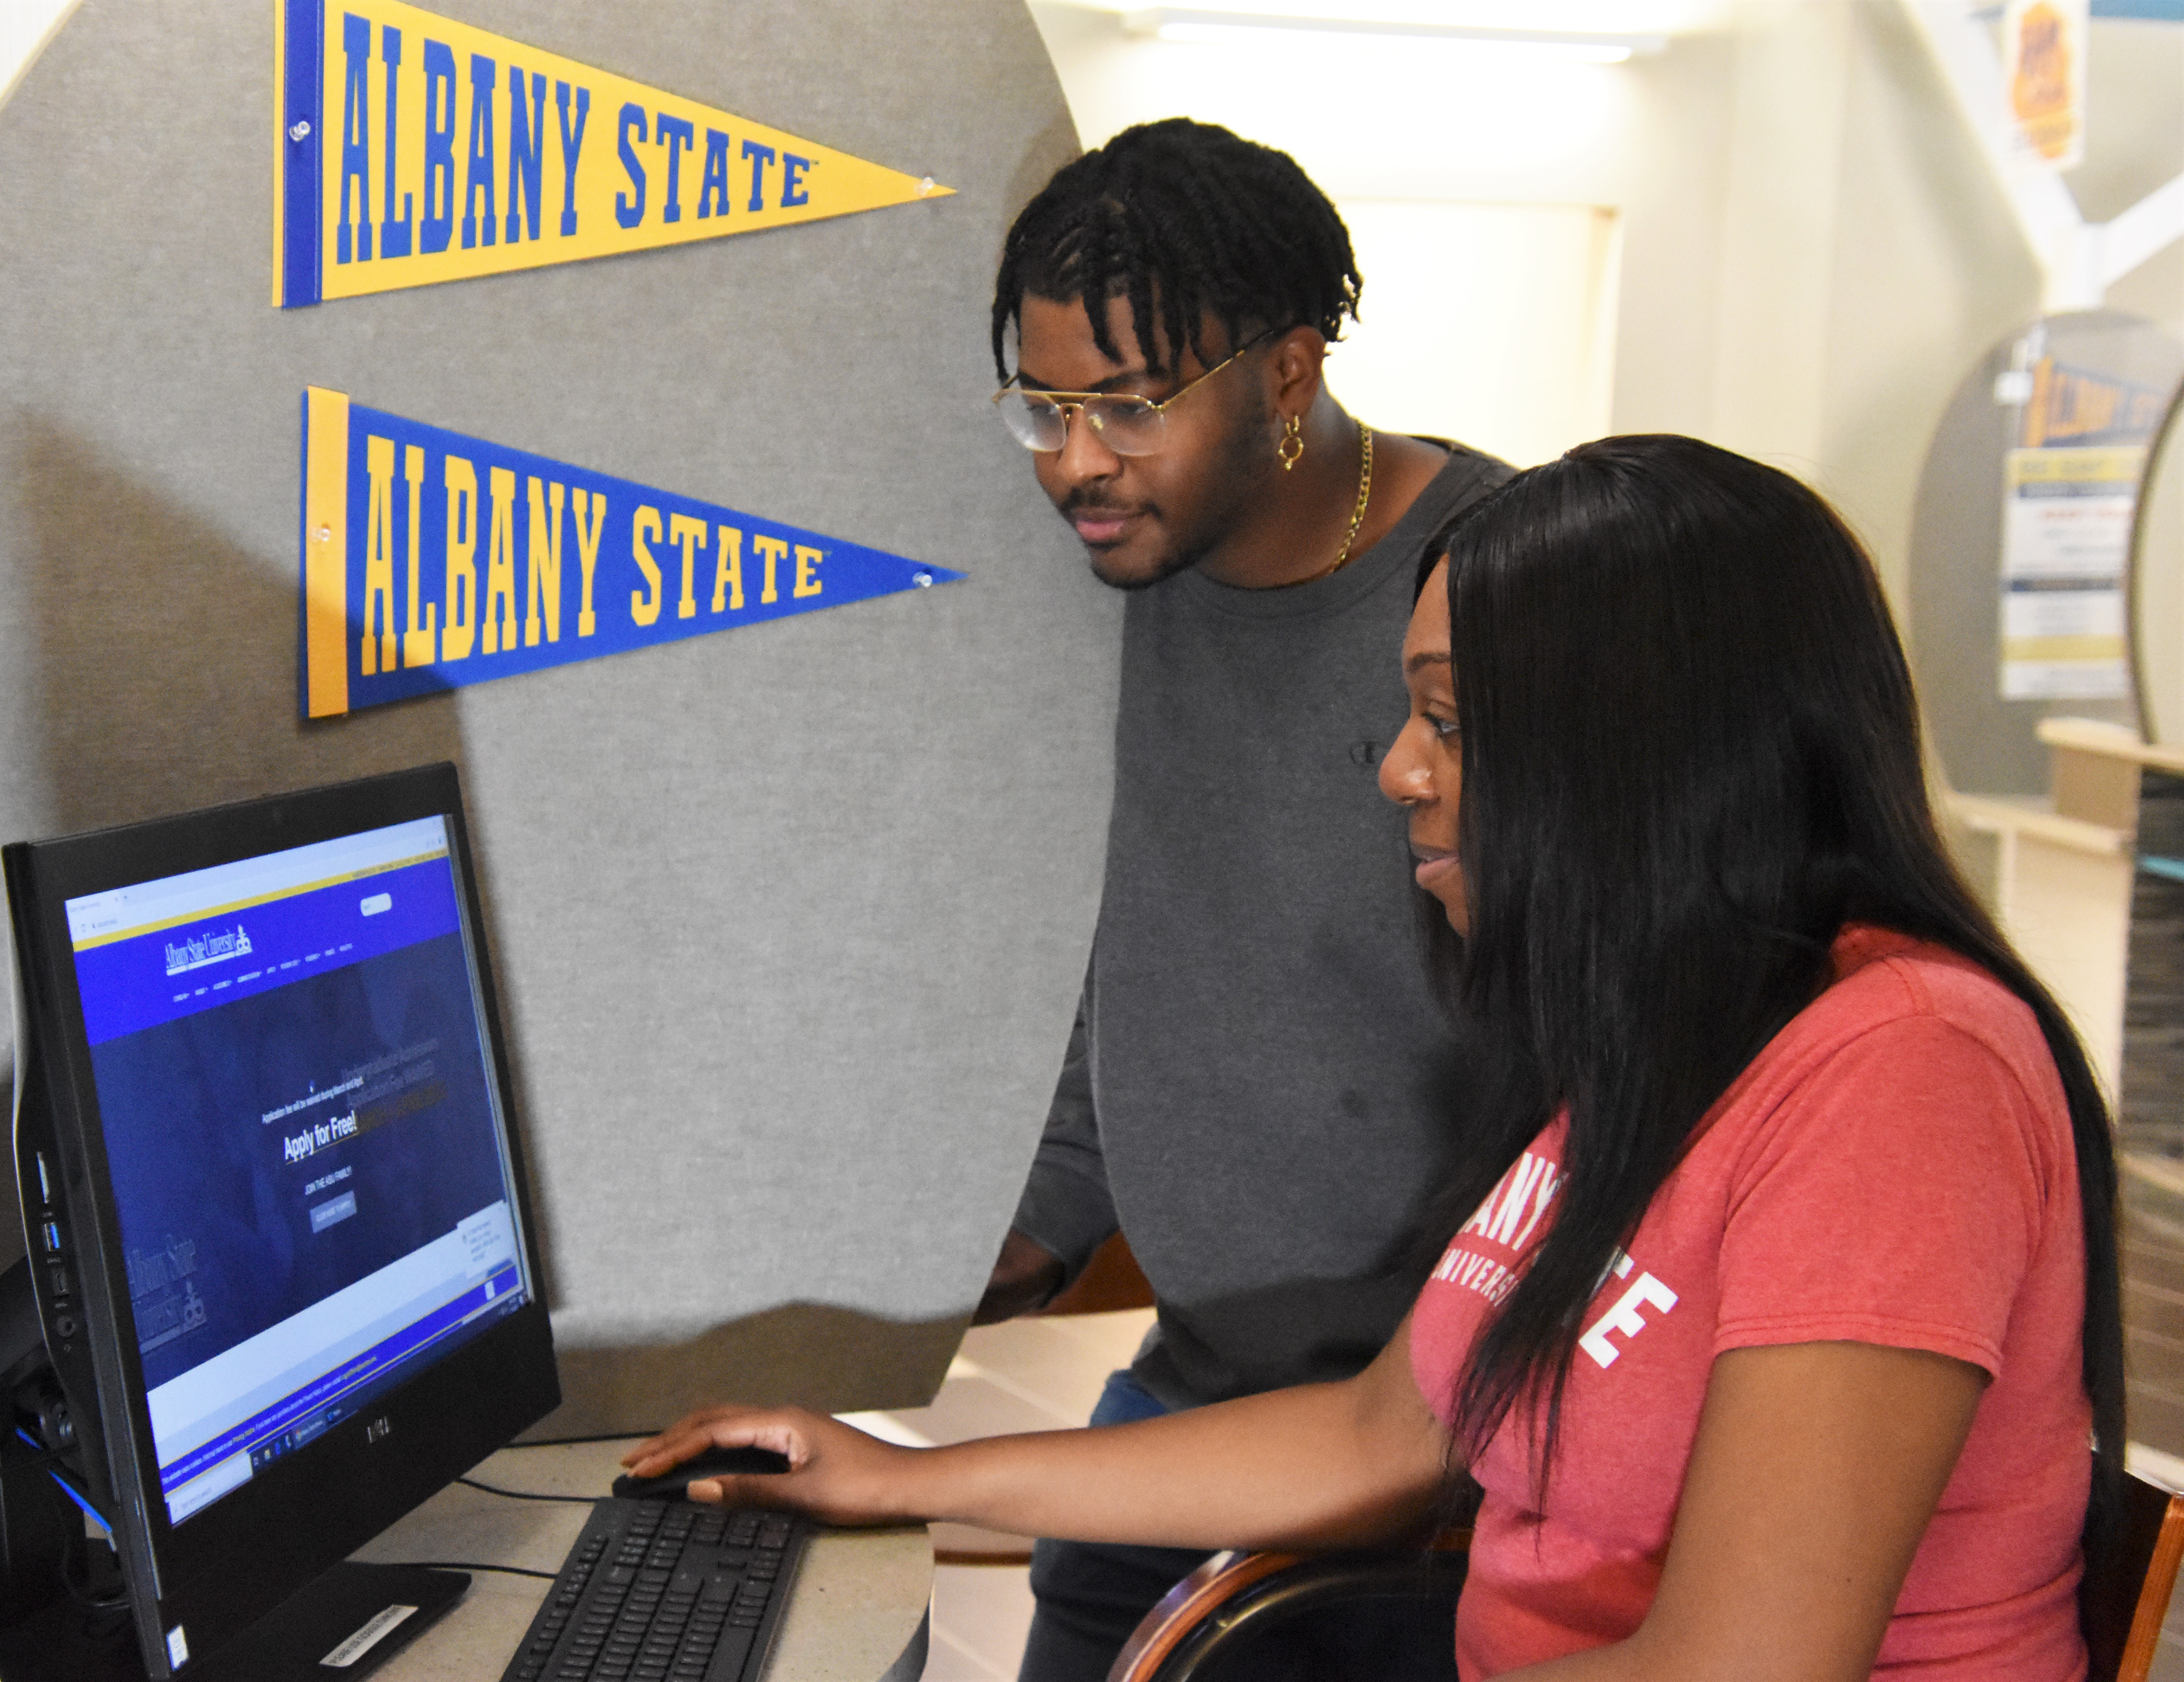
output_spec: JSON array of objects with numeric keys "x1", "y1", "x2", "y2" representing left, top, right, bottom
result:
[
  {"x1": 275, "y1": 0, "x2": 952, "y2": 306},
  {"x1": 300, "y1": 388, "x2": 960, "y2": 719}
]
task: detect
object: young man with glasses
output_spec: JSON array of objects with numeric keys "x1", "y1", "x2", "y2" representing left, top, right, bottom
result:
[{"x1": 977, "y1": 118, "x2": 1510, "y2": 1680}]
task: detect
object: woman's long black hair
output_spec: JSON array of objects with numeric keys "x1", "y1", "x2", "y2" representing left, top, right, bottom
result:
[{"x1": 1425, "y1": 434, "x2": 2123, "y2": 1535}]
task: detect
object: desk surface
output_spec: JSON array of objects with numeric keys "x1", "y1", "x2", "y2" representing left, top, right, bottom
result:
[{"x1": 350, "y1": 1438, "x2": 931, "y2": 1682}]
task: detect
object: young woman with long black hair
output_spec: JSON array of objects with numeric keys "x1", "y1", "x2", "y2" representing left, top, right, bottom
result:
[{"x1": 631, "y1": 435, "x2": 2123, "y2": 1680}]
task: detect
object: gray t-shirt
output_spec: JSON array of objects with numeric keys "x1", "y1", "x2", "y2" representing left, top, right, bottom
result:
[{"x1": 1013, "y1": 443, "x2": 1513, "y2": 1410}]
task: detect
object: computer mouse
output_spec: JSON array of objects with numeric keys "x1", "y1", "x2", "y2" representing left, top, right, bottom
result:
[{"x1": 611, "y1": 1444, "x2": 790, "y2": 1500}]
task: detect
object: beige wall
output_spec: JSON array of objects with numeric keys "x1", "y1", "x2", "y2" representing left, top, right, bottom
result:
[
  {"x1": 1027, "y1": 0, "x2": 2181, "y2": 628},
  {"x1": 8, "y1": 2, "x2": 2170, "y2": 645}
]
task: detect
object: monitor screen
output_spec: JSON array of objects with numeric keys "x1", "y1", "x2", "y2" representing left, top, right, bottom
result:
[
  {"x1": 7, "y1": 764, "x2": 558, "y2": 1680},
  {"x1": 67, "y1": 813, "x2": 529, "y2": 1531}
]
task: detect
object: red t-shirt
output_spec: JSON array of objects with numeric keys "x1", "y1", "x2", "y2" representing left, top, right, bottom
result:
[{"x1": 1410, "y1": 928, "x2": 2091, "y2": 1680}]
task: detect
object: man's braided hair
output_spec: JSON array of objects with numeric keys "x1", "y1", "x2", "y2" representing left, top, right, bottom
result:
[{"x1": 991, "y1": 118, "x2": 1362, "y2": 383}]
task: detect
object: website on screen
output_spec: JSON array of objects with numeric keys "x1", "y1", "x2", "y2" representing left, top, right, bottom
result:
[{"x1": 66, "y1": 818, "x2": 527, "y2": 1527}]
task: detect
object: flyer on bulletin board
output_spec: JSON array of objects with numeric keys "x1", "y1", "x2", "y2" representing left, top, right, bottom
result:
[
  {"x1": 273, "y1": 0, "x2": 951, "y2": 307},
  {"x1": 1999, "y1": 444, "x2": 2141, "y2": 700},
  {"x1": 299, "y1": 387, "x2": 960, "y2": 719},
  {"x1": 1998, "y1": 355, "x2": 2166, "y2": 701}
]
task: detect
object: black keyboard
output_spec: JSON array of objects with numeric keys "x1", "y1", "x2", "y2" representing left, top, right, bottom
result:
[{"x1": 499, "y1": 1498, "x2": 808, "y2": 1682}]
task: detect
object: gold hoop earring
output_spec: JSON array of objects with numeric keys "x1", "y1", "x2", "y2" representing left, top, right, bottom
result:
[{"x1": 1278, "y1": 415, "x2": 1304, "y2": 471}]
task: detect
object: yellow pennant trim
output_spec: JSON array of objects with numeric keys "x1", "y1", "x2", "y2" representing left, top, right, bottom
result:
[
  {"x1": 302, "y1": 386, "x2": 352, "y2": 718},
  {"x1": 275, "y1": 0, "x2": 950, "y2": 306}
]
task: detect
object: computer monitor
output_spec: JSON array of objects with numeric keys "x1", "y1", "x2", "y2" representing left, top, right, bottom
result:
[{"x1": 1, "y1": 763, "x2": 559, "y2": 1680}]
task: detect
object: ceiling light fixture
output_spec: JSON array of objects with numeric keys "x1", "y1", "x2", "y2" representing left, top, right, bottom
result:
[{"x1": 1118, "y1": 8, "x2": 1667, "y2": 61}]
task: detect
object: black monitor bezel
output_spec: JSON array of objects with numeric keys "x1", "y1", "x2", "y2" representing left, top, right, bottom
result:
[{"x1": 6, "y1": 762, "x2": 559, "y2": 1678}]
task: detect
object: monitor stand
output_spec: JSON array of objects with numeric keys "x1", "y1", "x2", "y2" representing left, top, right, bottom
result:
[{"x1": 0, "y1": 1561, "x2": 467, "y2": 1682}]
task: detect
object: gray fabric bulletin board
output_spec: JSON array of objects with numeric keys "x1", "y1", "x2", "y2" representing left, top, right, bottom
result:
[{"x1": 0, "y1": 0, "x2": 1113, "y2": 1433}]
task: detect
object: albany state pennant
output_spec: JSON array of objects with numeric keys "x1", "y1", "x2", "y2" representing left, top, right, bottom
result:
[
  {"x1": 274, "y1": 0, "x2": 951, "y2": 307},
  {"x1": 299, "y1": 387, "x2": 960, "y2": 719}
]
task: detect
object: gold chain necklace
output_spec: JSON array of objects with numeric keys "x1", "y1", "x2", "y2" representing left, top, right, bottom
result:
[{"x1": 1298, "y1": 425, "x2": 1374, "y2": 586}]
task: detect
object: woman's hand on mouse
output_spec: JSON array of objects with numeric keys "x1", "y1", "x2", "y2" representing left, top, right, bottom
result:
[
  {"x1": 623, "y1": 1406, "x2": 919, "y2": 1526},
  {"x1": 623, "y1": 1324, "x2": 1451, "y2": 1554}
]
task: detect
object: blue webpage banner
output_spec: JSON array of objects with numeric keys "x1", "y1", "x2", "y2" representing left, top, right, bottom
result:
[
  {"x1": 300, "y1": 386, "x2": 963, "y2": 718},
  {"x1": 73, "y1": 858, "x2": 460, "y2": 1047}
]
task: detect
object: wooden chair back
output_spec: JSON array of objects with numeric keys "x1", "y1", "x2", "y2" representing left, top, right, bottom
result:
[
  {"x1": 1103, "y1": 1473, "x2": 2184, "y2": 1682},
  {"x1": 1109, "y1": 1550, "x2": 1303, "y2": 1682},
  {"x1": 2084, "y1": 1471, "x2": 2184, "y2": 1682},
  {"x1": 1108, "y1": 1530, "x2": 1470, "y2": 1682}
]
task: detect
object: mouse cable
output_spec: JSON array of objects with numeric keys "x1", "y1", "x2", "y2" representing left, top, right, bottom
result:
[
  {"x1": 456, "y1": 1476, "x2": 595, "y2": 1504},
  {"x1": 0, "y1": 1446, "x2": 69, "y2": 1479},
  {"x1": 505, "y1": 1432, "x2": 662, "y2": 1448}
]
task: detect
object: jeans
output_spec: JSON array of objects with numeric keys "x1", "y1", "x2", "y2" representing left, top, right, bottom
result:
[{"x1": 1016, "y1": 1370, "x2": 1212, "y2": 1682}]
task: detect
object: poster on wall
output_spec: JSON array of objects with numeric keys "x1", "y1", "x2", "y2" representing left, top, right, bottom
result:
[
  {"x1": 2129, "y1": 385, "x2": 2184, "y2": 746},
  {"x1": 274, "y1": 0, "x2": 950, "y2": 307},
  {"x1": 2002, "y1": 0, "x2": 2088, "y2": 170},
  {"x1": 300, "y1": 387, "x2": 959, "y2": 719},
  {"x1": 2000, "y1": 355, "x2": 2167, "y2": 700}
]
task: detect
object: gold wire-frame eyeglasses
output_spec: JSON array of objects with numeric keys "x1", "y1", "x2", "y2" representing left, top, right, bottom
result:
[{"x1": 991, "y1": 328, "x2": 1279, "y2": 456}]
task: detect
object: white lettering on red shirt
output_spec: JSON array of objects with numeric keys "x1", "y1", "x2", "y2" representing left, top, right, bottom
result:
[{"x1": 1579, "y1": 1258, "x2": 1679, "y2": 1368}]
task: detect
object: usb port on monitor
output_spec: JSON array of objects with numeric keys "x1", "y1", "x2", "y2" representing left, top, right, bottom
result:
[{"x1": 42, "y1": 1221, "x2": 61, "y2": 1254}]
